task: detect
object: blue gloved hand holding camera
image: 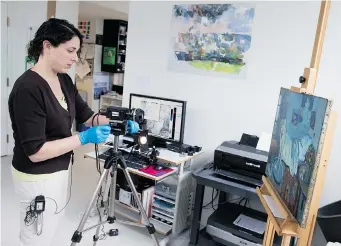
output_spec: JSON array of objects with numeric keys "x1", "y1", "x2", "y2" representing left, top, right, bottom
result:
[{"x1": 78, "y1": 124, "x2": 111, "y2": 145}]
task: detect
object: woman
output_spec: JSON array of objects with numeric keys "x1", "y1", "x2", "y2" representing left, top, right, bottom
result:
[{"x1": 8, "y1": 18, "x2": 110, "y2": 246}]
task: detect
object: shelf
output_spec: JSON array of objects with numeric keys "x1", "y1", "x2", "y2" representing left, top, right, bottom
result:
[
  {"x1": 84, "y1": 148, "x2": 179, "y2": 182},
  {"x1": 115, "y1": 200, "x2": 140, "y2": 214},
  {"x1": 115, "y1": 201, "x2": 141, "y2": 223},
  {"x1": 152, "y1": 209, "x2": 174, "y2": 223},
  {"x1": 154, "y1": 194, "x2": 176, "y2": 205},
  {"x1": 150, "y1": 218, "x2": 172, "y2": 236},
  {"x1": 83, "y1": 144, "x2": 199, "y2": 239},
  {"x1": 101, "y1": 19, "x2": 127, "y2": 74},
  {"x1": 189, "y1": 228, "x2": 280, "y2": 246},
  {"x1": 100, "y1": 93, "x2": 123, "y2": 110},
  {"x1": 152, "y1": 207, "x2": 174, "y2": 220}
]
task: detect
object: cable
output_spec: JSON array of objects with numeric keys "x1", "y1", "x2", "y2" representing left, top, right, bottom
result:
[
  {"x1": 92, "y1": 112, "x2": 102, "y2": 175},
  {"x1": 95, "y1": 190, "x2": 106, "y2": 240},
  {"x1": 91, "y1": 112, "x2": 107, "y2": 240},
  {"x1": 203, "y1": 197, "x2": 243, "y2": 210},
  {"x1": 45, "y1": 164, "x2": 73, "y2": 214},
  {"x1": 92, "y1": 111, "x2": 110, "y2": 241},
  {"x1": 24, "y1": 187, "x2": 68, "y2": 227},
  {"x1": 24, "y1": 153, "x2": 74, "y2": 229},
  {"x1": 238, "y1": 197, "x2": 248, "y2": 207},
  {"x1": 93, "y1": 111, "x2": 107, "y2": 240},
  {"x1": 212, "y1": 189, "x2": 217, "y2": 211},
  {"x1": 202, "y1": 188, "x2": 219, "y2": 209},
  {"x1": 197, "y1": 187, "x2": 247, "y2": 211},
  {"x1": 24, "y1": 200, "x2": 38, "y2": 226}
]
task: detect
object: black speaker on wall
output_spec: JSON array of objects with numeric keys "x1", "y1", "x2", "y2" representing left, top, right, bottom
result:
[{"x1": 101, "y1": 19, "x2": 128, "y2": 74}]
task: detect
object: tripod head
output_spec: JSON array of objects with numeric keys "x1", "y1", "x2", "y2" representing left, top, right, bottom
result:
[
  {"x1": 100, "y1": 106, "x2": 146, "y2": 136},
  {"x1": 100, "y1": 106, "x2": 149, "y2": 153}
]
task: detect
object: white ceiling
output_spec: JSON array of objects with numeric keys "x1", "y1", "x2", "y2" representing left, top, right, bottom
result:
[{"x1": 79, "y1": 1, "x2": 129, "y2": 20}]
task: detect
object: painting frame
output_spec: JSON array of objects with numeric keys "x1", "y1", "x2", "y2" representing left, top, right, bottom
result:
[
  {"x1": 168, "y1": 3, "x2": 256, "y2": 78},
  {"x1": 265, "y1": 87, "x2": 333, "y2": 227}
]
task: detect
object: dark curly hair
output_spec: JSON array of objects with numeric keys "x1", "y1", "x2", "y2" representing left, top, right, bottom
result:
[{"x1": 27, "y1": 18, "x2": 83, "y2": 62}]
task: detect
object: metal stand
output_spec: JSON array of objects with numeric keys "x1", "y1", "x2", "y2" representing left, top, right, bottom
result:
[{"x1": 70, "y1": 135, "x2": 160, "y2": 246}]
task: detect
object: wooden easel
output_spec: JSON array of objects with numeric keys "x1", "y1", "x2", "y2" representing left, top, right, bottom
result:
[{"x1": 256, "y1": 0, "x2": 338, "y2": 245}]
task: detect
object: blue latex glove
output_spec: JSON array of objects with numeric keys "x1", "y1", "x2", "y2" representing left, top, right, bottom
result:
[
  {"x1": 78, "y1": 125, "x2": 111, "y2": 145},
  {"x1": 126, "y1": 120, "x2": 140, "y2": 134}
]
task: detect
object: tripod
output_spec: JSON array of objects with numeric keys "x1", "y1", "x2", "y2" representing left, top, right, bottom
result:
[{"x1": 70, "y1": 135, "x2": 160, "y2": 246}]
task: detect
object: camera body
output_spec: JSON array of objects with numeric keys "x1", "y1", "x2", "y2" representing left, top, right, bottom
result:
[{"x1": 100, "y1": 106, "x2": 145, "y2": 136}]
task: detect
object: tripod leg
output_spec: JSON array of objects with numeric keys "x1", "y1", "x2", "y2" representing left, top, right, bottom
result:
[
  {"x1": 92, "y1": 171, "x2": 112, "y2": 245},
  {"x1": 107, "y1": 134, "x2": 118, "y2": 222},
  {"x1": 120, "y1": 159, "x2": 160, "y2": 246},
  {"x1": 92, "y1": 214, "x2": 105, "y2": 246},
  {"x1": 71, "y1": 168, "x2": 110, "y2": 246},
  {"x1": 93, "y1": 166, "x2": 118, "y2": 245},
  {"x1": 108, "y1": 167, "x2": 117, "y2": 221}
]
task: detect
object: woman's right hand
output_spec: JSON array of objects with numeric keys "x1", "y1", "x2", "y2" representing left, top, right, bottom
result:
[{"x1": 78, "y1": 125, "x2": 111, "y2": 145}]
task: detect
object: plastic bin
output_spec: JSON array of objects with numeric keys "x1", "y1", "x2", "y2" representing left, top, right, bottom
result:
[{"x1": 317, "y1": 200, "x2": 341, "y2": 243}]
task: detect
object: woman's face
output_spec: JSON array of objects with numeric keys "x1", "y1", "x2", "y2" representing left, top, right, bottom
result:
[{"x1": 47, "y1": 36, "x2": 80, "y2": 73}]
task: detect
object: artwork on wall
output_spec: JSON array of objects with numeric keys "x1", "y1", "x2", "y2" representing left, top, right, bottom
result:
[
  {"x1": 265, "y1": 88, "x2": 332, "y2": 227},
  {"x1": 78, "y1": 20, "x2": 91, "y2": 40},
  {"x1": 168, "y1": 4, "x2": 255, "y2": 78},
  {"x1": 93, "y1": 72, "x2": 110, "y2": 100},
  {"x1": 103, "y1": 47, "x2": 116, "y2": 65}
]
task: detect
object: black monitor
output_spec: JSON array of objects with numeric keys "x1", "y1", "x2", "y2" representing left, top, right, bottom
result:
[{"x1": 129, "y1": 93, "x2": 186, "y2": 144}]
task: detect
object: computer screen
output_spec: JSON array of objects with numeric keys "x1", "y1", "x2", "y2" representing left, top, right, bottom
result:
[{"x1": 129, "y1": 93, "x2": 186, "y2": 144}]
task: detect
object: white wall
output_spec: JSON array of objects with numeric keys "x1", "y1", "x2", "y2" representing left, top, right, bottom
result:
[
  {"x1": 7, "y1": 0, "x2": 48, "y2": 88},
  {"x1": 79, "y1": 1, "x2": 128, "y2": 21},
  {"x1": 56, "y1": 1, "x2": 80, "y2": 83},
  {"x1": 6, "y1": 1, "x2": 80, "y2": 87},
  {"x1": 123, "y1": 1, "x2": 341, "y2": 208}
]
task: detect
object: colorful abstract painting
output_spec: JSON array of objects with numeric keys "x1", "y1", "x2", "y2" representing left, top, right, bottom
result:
[
  {"x1": 265, "y1": 88, "x2": 332, "y2": 227},
  {"x1": 168, "y1": 4, "x2": 255, "y2": 77}
]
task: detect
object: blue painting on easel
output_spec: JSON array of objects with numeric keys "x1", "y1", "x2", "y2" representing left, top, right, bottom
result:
[{"x1": 265, "y1": 88, "x2": 332, "y2": 227}]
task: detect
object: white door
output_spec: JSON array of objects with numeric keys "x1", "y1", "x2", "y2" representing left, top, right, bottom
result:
[
  {"x1": 1, "y1": 2, "x2": 9, "y2": 156},
  {"x1": 5, "y1": 2, "x2": 48, "y2": 156}
]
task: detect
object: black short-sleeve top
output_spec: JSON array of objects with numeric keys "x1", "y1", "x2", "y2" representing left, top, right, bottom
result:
[{"x1": 8, "y1": 69, "x2": 94, "y2": 175}]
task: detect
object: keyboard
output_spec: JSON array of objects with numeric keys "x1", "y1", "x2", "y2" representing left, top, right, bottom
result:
[
  {"x1": 98, "y1": 149, "x2": 149, "y2": 169},
  {"x1": 166, "y1": 143, "x2": 191, "y2": 153}
]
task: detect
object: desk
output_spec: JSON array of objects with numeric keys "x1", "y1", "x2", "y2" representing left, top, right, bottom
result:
[
  {"x1": 189, "y1": 166, "x2": 327, "y2": 246},
  {"x1": 84, "y1": 145, "x2": 203, "y2": 236},
  {"x1": 85, "y1": 145, "x2": 203, "y2": 179},
  {"x1": 85, "y1": 147, "x2": 177, "y2": 181}
]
